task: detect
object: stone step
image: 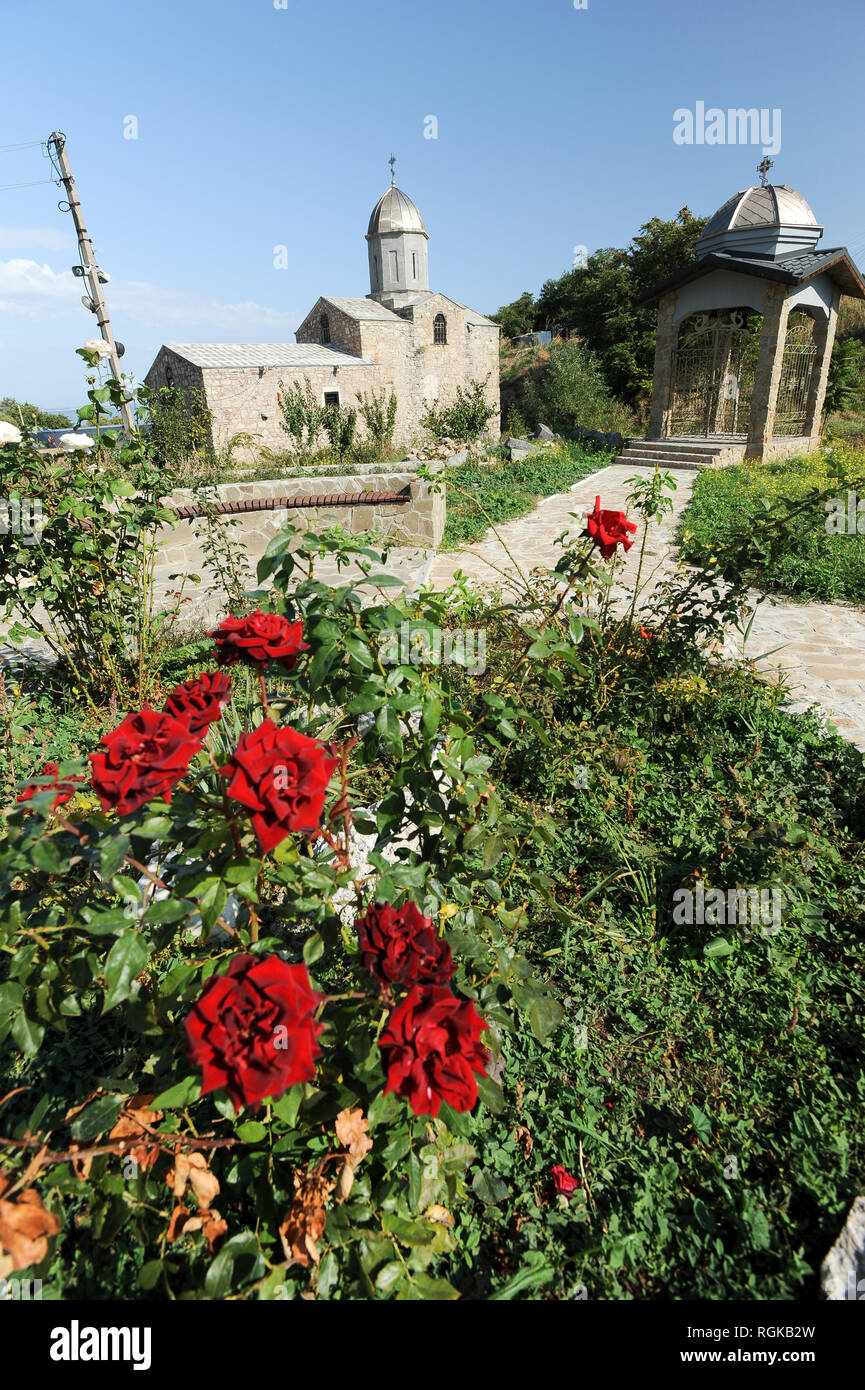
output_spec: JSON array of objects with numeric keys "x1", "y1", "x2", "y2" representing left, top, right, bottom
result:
[
  {"x1": 626, "y1": 439, "x2": 722, "y2": 457},
  {"x1": 613, "y1": 450, "x2": 711, "y2": 471},
  {"x1": 622, "y1": 445, "x2": 718, "y2": 462}
]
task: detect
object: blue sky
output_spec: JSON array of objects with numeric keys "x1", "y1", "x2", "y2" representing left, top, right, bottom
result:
[{"x1": 1, "y1": 0, "x2": 863, "y2": 410}]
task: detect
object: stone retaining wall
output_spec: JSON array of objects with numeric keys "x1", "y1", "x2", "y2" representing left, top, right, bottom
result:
[{"x1": 154, "y1": 470, "x2": 444, "y2": 591}]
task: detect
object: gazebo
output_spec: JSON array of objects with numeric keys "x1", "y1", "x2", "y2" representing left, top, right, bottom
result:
[{"x1": 638, "y1": 164, "x2": 865, "y2": 462}]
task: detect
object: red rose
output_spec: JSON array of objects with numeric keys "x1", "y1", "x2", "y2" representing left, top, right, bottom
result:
[
  {"x1": 356, "y1": 901, "x2": 454, "y2": 988},
  {"x1": 185, "y1": 953, "x2": 323, "y2": 1111},
  {"x1": 582, "y1": 496, "x2": 638, "y2": 560},
  {"x1": 220, "y1": 718, "x2": 336, "y2": 853},
  {"x1": 163, "y1": 670, "x2": 232, "y2": 736},
  {"x1": 90, "y1": 706, "x2": 204, "y2": 815},
  {"x1": 209, "y1": 610, "x2": 309, "y2": 672},
  {"x1": 17, "y1": 762, "x2": 83, "y2": 811},
  {"x1": 551, "y1": 1164, "x2": 580, "y2": 1196},
  {"x1": 379, "y1": 984, "x2": 489, "y2": 1118}
]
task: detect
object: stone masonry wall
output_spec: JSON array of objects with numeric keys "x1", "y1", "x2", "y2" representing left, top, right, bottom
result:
[
  {"x1": 202, "y1": 361, "x2": 384, "y2": 456},
  {"x1": 155, "y1": 470, "x2": 444, "y2": 591}
]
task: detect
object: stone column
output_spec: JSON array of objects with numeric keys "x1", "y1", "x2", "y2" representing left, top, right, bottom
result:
[
  {"x1": 804, "y1": 290, "x2": 840, "y2": 447},
  {"x1": 745, "y1": 283, "x2": 792, "y2": 461},
  {"x1": 647, "y1": 290, "x2": 677, "y2": 440}
]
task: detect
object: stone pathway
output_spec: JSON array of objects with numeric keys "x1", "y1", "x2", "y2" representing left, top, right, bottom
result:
[
  {"x1": 428, "y1": 464, "x2": 865, "y2": 753},
  {"x1": 5, "y1": 464, "x2": 865, "y2": 752}
]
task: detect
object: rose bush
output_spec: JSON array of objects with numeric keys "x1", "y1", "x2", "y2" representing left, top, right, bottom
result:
[{"x1": 0, "y1": 514, "x2": 576, "y2": 1301}]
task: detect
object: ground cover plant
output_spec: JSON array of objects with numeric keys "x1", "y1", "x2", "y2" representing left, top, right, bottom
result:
[
  {"x1": 1, "y1": 381, "x2": 863, "y2": 1301},
  {"x1": 440, "y1": 441, "x2": 607, "y2": 549},
  {"x1": 678, "y1": 443, "x2": 865, "y2": 604}
]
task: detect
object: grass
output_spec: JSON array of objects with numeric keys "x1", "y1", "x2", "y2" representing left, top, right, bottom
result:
[
  {"x1": 439, "y1": 627, "x2": 865, "y2": 1299},
  {"x1": 677, "y1": 444, "x2": 865, "y2": 604},
  {"x1": 441, "y1": 441, "x2": 610, "y2": 550}
]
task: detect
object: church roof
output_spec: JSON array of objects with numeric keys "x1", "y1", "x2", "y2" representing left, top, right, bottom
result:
[
  {"x1": 321, "y1": 297, "x2": 406, "y2": 321},
  {"x1": 636, "y1": 247, "x2": 865, "y2": 303},
  {"x1": 702, "y1": 184, "x2": 820, "y2": 239},
  {"x1": 161, "y1": 342, "x2": 376, "y2": 368},
  {"x1": 367, "y1": 185, "x2": 428, "y2": 238}
]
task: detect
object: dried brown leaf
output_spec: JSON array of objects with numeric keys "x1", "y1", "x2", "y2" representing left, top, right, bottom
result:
[
  {"x1": 0, "y1": 1187, "x2": 61, "y2": 1271},
  {"x1": 335, "y1": 1106, "x2": 373, "y2": 1166},
  {"x1": 279, "y1": 1167, "x2": 335, "y2": 1268},
  {"x1": 165, "y1": 1151, "x2": 219, "y2": 1209}
]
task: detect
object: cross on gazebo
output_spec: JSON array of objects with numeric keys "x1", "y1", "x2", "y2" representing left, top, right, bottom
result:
[
  {"x1": 389, "y1": 153, "x2": 396, "y2": 185},
  {"x1": 757, "y1": 156, "x2": 774, "y2": 187}
]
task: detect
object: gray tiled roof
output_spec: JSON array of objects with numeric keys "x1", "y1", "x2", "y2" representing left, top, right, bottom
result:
[
  {"x1": 321, "y1": 297, "x2": 405, "y2": 321},
  {"x1": 163, "y1": 342, "x2": 375, "y2": 368}
]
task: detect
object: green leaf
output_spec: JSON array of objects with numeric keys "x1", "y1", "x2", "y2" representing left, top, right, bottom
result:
[
  {"x1": 272, "y1": 1086, "x2": 303, "y2": 1127},
  {"x1": 411, "y1": 1272, "x2": 460, "y2": 1300},
  {"x1": 302, "y1": 932, "x2": 325, "y2": 966},
  {"x1": 376, "y1": 704, "x2": 402, "y2": 755},
  {"x1": 139, "y1": 1260, "x2": 162, "y2": 1291},
  {"x1": 381, "y1": 1213, "x2": 436, "y2": 1247},
  {"x1": 236, "y1": 1121, "x2": 266, "y2": 1142},
  {"x1": 152, "y1": 1075, "x2": 201, "y2": 1109},
  {"x1": 689, "y1": 1104, "x2": 712, "y2": 1142},
  {"x1": 70, "y1": 1092, "x2": 124, "y2": 1142},
  {"x1": 489, "y1": 1250, "x2": 555, "y2": 1300},
  {"x1": 103, "y1": 931, "x2": 149, "y2": 1011},
  {"x1": 99, "y1": 835, "x2": 131, "y2": 879},
  {"x1": 30, "y1": 838, "x2": 62, "y2": 874},
  {"x1": 0, "y1": 982, "x2": 24, "y2": 1020},
  {"x1": 471, "y1": 1168, "x2": 510, "y2": 1206},
  {"x1": 475, "y1": 1071, "x2": 505, "y2": 1113},
  {"x1": 11, "y1": 1011, "x2": 44, "y2": 1056},
  {"x1": 204, "y1": 1246, "x2": 236, "y2": 1299},
  {"x1": 197, "y1": 877, "x2": 227, "y2": 931},
  {"x1": 375, "y1": 1260, "x2": 405, "y2": 1295}
]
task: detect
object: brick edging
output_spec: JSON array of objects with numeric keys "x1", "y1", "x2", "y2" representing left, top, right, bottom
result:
[{"x1": 171, "y1": 487, "x2": 412, "y2": 521}]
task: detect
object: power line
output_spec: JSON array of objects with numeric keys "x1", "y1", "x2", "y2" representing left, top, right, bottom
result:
[
  {"x1": 0, "y1": 178, "x2": 57, "y2": 192},
  {"x1": 0, "y1": 139, "x2": 44, "y2": 153}
]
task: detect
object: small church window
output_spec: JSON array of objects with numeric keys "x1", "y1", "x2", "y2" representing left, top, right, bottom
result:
[
  {"x1": 389, "y1": 250, "x2": 399, "y2": 281},
  {"x1": 320, "y1": 313, "x2": 331, "y2": 345},
  {"x1": 412, "y1": 251, "x2": 417, "y2": 279},
  {"x1": 434, "y1": 313, "x2": 447, "y2": 345},
  {"x1": 324, "y1": 391, "x2": 340, "y2": 408},
  {"x1": 165, "y1": 364, "x2": 174, "y2": 386}
]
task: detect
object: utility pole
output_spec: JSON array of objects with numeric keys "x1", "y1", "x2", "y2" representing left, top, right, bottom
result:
[{"x1": 46, "y1": 131, "x2": 135, "y2": 434}]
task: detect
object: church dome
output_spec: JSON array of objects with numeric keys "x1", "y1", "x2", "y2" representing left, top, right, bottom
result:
[
  {"x1": 697, "y1": 183, "x2": 823, "y2": 260},
  {"x1": 367, "y1": 185, "x2": 428, "y2": 239}
]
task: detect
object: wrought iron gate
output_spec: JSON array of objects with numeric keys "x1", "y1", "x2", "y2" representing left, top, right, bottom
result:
[
  {"x1": 775, "y1": 315, "x2": 818, "y2": 435},
  {"x1": 668, "y1": 310, "x2": 759, "y2": 436}
]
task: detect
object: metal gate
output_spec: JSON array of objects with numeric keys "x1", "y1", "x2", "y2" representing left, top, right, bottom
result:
[
  {"x1": 775, "y1": 315, "x2": 818, "y2": 435},
  {"x1": 669, "y1": 310, "x2": 759, "y2": 437}
]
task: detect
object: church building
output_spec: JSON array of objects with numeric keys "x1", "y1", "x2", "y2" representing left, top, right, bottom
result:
[{"x1": 144, "y1": 168, "x2": 500, "y2": 456}]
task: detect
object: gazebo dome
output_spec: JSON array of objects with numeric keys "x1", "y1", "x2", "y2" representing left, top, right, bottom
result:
[
  {"x1": 696, "y1": 183, "x2": 824, "y2": 261},
  {"x1": 367, "y1": 185, "x2": 428, "y2": 239}
]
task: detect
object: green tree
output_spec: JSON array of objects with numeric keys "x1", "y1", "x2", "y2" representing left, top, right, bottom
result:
[
  {"x1": 0, "y1": 397, "x2": 73, "y2": 430},
  {"x1": 494, "y1": 207, "x2": 708, "y2": 402},
  {"x1": 489, "y1": 291, "x2": 536, "y2": 340}
]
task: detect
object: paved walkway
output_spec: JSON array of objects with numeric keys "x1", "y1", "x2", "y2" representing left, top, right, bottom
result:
[
  {"x1": 5, "y1": 464, "x2": 865, "y2": 751},
  {"x1": 428, "y1": 464, "x2": 865, "y2": 752}
]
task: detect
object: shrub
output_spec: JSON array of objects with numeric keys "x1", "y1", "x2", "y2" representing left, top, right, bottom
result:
[
  {"x1": 356, "y1": 388, "x2": 398, "y2": 458},
  {"x1": 522, "y1": 340, "x2": 636, "y2": 436},
  {"x1": 421, "y1": 378, "x2": 497, "y2": 442}
]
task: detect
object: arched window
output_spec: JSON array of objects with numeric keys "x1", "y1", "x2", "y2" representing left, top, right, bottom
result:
[
  {"x1": 434, "y1": 313, "x2": 447, "y2": 345},
  {"x1": 320, "y1": 313, "x2": 331, "y2": 345}
]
